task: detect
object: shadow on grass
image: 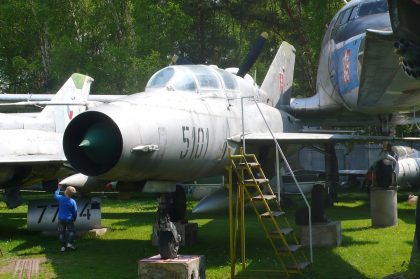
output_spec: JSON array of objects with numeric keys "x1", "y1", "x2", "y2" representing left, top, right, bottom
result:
[{"x1": 0, "y1": 189, "x2": 417, "y2": 279}]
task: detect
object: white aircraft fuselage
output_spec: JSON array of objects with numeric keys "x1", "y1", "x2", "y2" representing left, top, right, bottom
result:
[{"x1": 64, "y1": 64, "x2": 301, "y2": 184}]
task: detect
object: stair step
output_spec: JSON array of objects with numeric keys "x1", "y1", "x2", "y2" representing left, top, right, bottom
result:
[
  {"x1": 252, "y1": 195, "x2": 277, "y2": 201},
  {"x1": 287, "y1": 261, "x2": 310, "y2": 271},
  {"x1": 230, "y1": 154, "x2": 245, "y2": 159},
  {"x1": 260, "y1": 211, "x2": 285, "y2": 218},
  {"x1": 244, "y1": 178, "x2": 269, "y2": 185},
  {"x1": 278, "y1": 244, "x2": 302, "y2": 253},
  {"x1": 270, "y1": 228, "x2": 293, "y2": 237},
  {"x1": 237, "y1": 162, "x2": 260, "y2": 169},
  {"x1": 243, "y1": 154, "x2": 256, "y2": 158}
]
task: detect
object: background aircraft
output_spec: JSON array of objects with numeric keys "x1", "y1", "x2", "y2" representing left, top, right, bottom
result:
[
  {"x1": 0, "y1": 73, "x2": 92, "y2": 209},
  {"x1": 289, "y1": 0, "x2": 420, "y2": 132}
]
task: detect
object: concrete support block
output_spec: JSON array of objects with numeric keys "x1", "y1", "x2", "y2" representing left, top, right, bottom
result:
[
  {"x1": 370, "y1": 188, "x2": 398, "y2": 227},
  {"x1": 138, "y1": 255, "x2": 205, "y2": 279},
  {"x1": 152, "y1": 222, "x2": 198, "y2": 246},
  {"x1": 300, "y1": 221, "x2": 342, "y2": 247}
]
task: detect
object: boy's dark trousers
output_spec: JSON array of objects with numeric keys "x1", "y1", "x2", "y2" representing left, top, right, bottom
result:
[{"x1": 58, "y1": 220, "x2": 75, "y2": 247}]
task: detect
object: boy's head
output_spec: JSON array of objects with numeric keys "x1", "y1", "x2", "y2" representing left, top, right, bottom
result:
[{"x1": 64, "y1": 186, "x2": 76, "y2": 198}]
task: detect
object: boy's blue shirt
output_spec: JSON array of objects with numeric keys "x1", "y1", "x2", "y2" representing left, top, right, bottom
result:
[{"x1": 54, "y1": 189, "x2": 77, "y2": 221}]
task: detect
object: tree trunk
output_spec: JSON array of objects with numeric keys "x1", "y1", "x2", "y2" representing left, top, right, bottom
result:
[{"x1": 29, "y1": 0, "x2": 50, "y2": 88}]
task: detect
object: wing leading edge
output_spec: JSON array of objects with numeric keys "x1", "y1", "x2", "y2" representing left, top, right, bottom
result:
[{"x1": 229, "y1": 132, "x2": 420, "y2": 144}]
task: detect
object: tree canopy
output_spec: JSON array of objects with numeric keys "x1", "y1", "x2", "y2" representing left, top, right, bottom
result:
[{"x1": 0, "y1": 0, "x2": 342, "y2": 96}]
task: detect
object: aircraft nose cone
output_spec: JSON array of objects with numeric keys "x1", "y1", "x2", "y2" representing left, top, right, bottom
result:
[
  {"x1": 79, "y1": 139, "x2": 90, "y2": 147},
  {"x1": 79, "y1": 122, "x2": 120, "y2": 165}
]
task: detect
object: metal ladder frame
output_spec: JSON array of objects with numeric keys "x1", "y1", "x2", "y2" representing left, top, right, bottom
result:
[
  {"x1": 227, "y1": 96, "x2": 313, "y2": 278},
  {"x1": 228, "y1": 149, "x2": 309, "y2": 277}
]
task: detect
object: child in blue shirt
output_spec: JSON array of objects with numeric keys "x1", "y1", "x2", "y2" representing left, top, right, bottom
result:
[{"x1": 54, "y1": 185, "x2": 77, "y2": 252}]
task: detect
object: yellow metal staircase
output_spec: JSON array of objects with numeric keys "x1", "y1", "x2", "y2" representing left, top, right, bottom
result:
[{"x1": 228, "y1": 148, "x2": 310, "y2": 277}]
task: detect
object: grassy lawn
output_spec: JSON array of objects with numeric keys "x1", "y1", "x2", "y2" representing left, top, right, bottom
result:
[{"x1": 0, "y1": 190, "x2": 419, "y2": 278}]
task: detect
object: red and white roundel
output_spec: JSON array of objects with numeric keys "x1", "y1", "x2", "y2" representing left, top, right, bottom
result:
[
  {"x1": 279, "y1": 72, "x2": 284, "y2": 94},
  {"x1": 342, "y1": 49, "x2": 351, "y2": 84}
]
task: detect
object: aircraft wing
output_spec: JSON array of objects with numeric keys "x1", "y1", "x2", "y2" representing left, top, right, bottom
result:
[
  {"x1": 0, "y1": 154, "x2": 67, "y2": 164},
  {"x1": 228, "y1": 132, "x2": 414, "y2": 144},
  {"x1": 357, "y1": 30, "x2": 420, "y2": 108},
  {"x1": 0, "y1": 93, "x2": 126, "y2": 102},
  {"x1": 0, "y1": 94, "x2": 126, "y2": 112}
]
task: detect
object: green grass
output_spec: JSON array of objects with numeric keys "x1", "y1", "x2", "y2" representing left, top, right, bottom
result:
[{"x1": 0, "y1": 190, "x2": 419, "y2": 278}]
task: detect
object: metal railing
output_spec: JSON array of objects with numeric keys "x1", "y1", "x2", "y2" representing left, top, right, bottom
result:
[{"x1": 240, "y1": 96, "x2": 313, "y2": 263}]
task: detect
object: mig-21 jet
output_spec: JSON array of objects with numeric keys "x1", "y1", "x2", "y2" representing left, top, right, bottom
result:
[
  {"x1": 0, "y1": 73, "x2": 93, "y2": 208},
  {"x1": 61, "y1": 32, "x2": 409, "y2": 259}
]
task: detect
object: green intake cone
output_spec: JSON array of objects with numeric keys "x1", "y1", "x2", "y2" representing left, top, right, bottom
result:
[{"x1": 80, "y1": 122, "x2": 120, "y2": 164}]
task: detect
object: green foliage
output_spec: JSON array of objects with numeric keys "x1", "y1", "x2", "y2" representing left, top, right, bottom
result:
[
  {"x1": 396, "y1": 124, "x2": 420, "y2": 137},
  {"x1": 0, "y1": 0, "x2": 342, "y2": 95}
]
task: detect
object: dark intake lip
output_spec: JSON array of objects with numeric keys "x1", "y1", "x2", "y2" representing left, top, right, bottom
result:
[{"x1": 63, "y1": 111, "x2": 123, "y2": 176}]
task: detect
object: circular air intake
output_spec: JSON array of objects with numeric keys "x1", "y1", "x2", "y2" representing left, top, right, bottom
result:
[{"x1": 63, "y1": 111, "x2": 123, "y2": 176}]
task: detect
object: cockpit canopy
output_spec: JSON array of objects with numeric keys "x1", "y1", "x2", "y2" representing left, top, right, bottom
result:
[
  {"x1": 145, "y1": 65, "x2": 239, "y2": 93},
  {"x1": 330, "y1": 0, "x2": 390, "y2": 43}
]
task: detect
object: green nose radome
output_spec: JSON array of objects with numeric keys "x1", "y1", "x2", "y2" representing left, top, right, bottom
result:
[{"x1": 79, "y1": 122, "x2": 120, "y2": 164}]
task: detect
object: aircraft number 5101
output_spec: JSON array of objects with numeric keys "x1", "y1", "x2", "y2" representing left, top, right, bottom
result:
[{"x1": 180, "y1": 126, "x2": 209, "y2": 159}]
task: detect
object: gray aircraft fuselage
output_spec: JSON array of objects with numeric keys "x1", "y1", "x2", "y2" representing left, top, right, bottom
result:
[{"x1": 64, "y1": 65, "x2": 300, "y2": 184}]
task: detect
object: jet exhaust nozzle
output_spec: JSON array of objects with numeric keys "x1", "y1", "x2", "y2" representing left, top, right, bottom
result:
[
  {"x1": 394, "y1": 39, "x2": 420, "y2": 79},
  {"x1": 63, "y1": 111, "x2": 123, "y2": 176},
  {"x1": 389, "y1": 0, "x2": 420, "y2": 79}
]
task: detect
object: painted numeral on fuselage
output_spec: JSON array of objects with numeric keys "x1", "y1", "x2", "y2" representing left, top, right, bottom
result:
[
  {"x1": 180, "y1": 126, "x2": 209, "y2": 159},
  {"x1": 36, "y1": 201, "x2": 90, "y2": 223},
  {"x1": 37, "y1": 204, "x2": 59, "y2": 224},
  {"x1": 79, "y1": 201, "x2": 91, "y2": 220}
]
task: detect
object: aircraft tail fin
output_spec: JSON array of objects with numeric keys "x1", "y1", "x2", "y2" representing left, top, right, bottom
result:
[
  {"x1": 39, "y1": 73, "x2": 93, "y2": 133},
  {"x1": 259, "y1": 41, "x2": 296, "y2": 109}
]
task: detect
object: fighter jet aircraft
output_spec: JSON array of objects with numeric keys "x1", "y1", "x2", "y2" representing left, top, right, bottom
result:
[
  {"x1": 0, "y1": 73, "x2": 93, "y2": 208},
  {"x1": 61, "y1": 30, "x2": 411, "y2": 258},
  {"x1": 289, "y1": 0, "x2": 420, "y2": 131}
]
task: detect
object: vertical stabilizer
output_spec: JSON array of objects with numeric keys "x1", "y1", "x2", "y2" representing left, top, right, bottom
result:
[
  {"x1": 259, "y1": 41, "x2": 296, "y2": 108},
  {"x1": 39, "y1": 73, "x2": 93, "y2": 133}
]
